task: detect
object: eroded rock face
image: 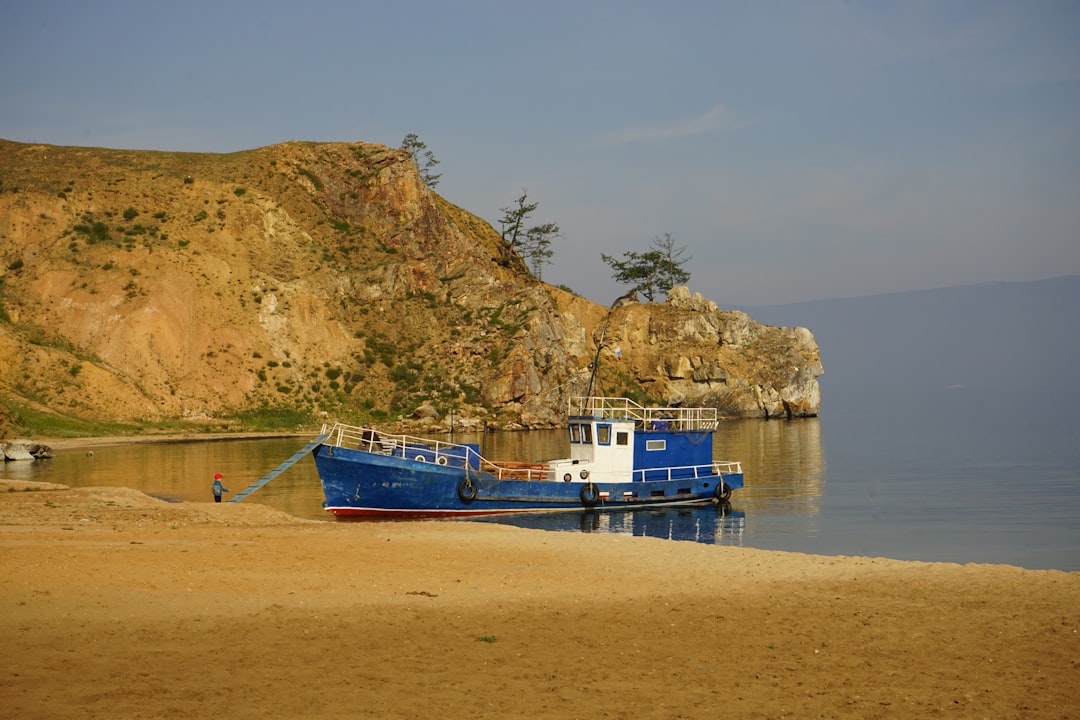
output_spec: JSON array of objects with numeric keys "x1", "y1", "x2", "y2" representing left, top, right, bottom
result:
[
  {"x1": 577, "y1": 287, "x2": 821, "y2": 419},
  {"x1": 0, "y1": 140, "x2": 820, "y2": 435}
]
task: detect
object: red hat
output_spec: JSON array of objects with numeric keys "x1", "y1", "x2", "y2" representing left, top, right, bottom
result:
[{"x1": 214, "y1": 473, "x2": 223, "y2": 479}]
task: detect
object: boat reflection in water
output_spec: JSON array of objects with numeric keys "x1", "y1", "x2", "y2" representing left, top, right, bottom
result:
[{"x1": 470, "y1": 502, "x2": 746, "y2": 546}]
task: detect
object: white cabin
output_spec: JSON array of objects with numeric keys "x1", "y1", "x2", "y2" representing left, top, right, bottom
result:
[{"x1": 548, "y1": 415, "x2": 637, "y2": 484}]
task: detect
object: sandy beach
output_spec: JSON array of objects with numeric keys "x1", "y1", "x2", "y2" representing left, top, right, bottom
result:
[{"x1": 1, "y1": 479, "x2": 1077, "y2": 720}]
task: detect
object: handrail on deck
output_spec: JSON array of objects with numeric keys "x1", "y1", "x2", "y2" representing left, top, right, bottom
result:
[
  {"x1": 628, "y1": 460, "x2": 743, "y2": 483},
  {"x1": 569, "y1": 396, "x2": 718, "y2": 430},
  {"x1": 322, "y1": 422, "x2": 471, "y2": 458},
  {"x1": 320, "y1": 422, "x2": 549, "y2": 482}
]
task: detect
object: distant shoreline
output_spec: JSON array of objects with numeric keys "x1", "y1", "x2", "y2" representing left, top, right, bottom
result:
[{"x1": 33, "y1": 431, "x2": 312, "y2": 452}]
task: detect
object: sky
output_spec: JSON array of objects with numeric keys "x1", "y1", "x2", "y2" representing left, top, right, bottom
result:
[{"x1": 2, "y1": 0, "x2": 1078, "y2": 306}]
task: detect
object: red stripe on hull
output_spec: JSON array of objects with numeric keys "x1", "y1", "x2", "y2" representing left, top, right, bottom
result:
[
  {"x1": 326, "y1": 506, "x2": 586, "y2": 518},
  {"x1": 324, "y1": 497, "x2": 714, "y2": 519}
]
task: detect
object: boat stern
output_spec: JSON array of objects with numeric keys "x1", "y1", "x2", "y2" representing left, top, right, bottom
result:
[{"x1": 715, "y1": 461, "x2": 744, "y2": 490}]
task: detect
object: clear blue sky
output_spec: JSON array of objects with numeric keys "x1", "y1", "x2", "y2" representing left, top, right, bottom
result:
[{"x1": 3, "y1": 1, "x2": 1078, "y2": 305}]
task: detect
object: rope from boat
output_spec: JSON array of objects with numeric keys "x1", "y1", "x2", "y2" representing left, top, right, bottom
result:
[
  {"x1": 464, "y1": 455, "x2": 479, "y2": 488},
  {"x1": 458, "y1": 452, "x2": 516, "y2": 502}
]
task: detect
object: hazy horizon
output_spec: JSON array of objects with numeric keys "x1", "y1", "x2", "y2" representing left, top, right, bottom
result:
[
  {"x1": 733, "y1": 275, "x2": 1080, "y2": 426},
  {"x1": 3, "y1": 1, "x2": 1078, "y2": 306}
]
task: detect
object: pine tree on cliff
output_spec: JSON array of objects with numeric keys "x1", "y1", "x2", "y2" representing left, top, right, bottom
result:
[
  {"x1": 601, "y1": 232, "x2": 691, "y2": 301},
  {"x1": 498, "y1": 189, "x2": 561, "y2": 281},
  {"x1": 400, "y1": 133, "x2": 442, "y2": 189}
]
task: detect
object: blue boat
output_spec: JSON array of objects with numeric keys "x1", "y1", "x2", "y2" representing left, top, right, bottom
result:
[{"x1": 313, "y1": 396, "x2": 744, "y2": 517}]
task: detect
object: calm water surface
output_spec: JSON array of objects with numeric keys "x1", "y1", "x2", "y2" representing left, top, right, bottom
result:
[{"x1": 10, "y1": 399, "x2": 1079, "y2": 571}]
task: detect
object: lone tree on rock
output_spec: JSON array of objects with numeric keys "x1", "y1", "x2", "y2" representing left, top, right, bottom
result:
[
  {"x1": 601, "y1": 232, "x2": 691, "y2": 302},
  {"x1": 652, "y1": 232, "x2": 691, "y2": 291},
  {"x1": 498, "y1": 189, "x2": 538, "y2": 248},
  {"x1": 522, "y1": 221, "x2": 561, "y2": 281},
  {"x1": 401, "y1": 133, "x2": 442, "y2": 189},
  {"x1": 498, "y1": 189, "x2": 561, "y2": 281}
]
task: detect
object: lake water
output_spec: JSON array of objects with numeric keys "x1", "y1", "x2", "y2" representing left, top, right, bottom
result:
[{"x1": 8, "y1": 391, "x2": 1078, "y2": 572}]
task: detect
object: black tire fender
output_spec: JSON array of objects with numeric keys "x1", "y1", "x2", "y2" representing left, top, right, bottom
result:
[
  {"x1": 457, "y1": 478, "x2": 477, "y2": 503},
  {"x1": 580, "y1": 482, "x2": 599, "y2": 508},
  {"x1": 714, "y1": 482, "x2": 732, "y2": 502}
]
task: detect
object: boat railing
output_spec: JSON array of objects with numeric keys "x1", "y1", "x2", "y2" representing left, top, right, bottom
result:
[
  {"x1": 320, "y1": 422, "x2": 550, "y2": 481},
  {"x1": 629, "y1": 460, "x2": 743, "y2": 483},
  {"x1": 321, "y1": 422, "x2": 473, "y2": 460},
  {"x1": 569, "y1": 396, "x2": 719, "y2": 430}
]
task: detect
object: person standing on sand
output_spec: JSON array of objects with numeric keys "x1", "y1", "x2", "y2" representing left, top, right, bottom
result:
[{"x1": 211, "y1": 473, "x2": 229, "y2": 503}]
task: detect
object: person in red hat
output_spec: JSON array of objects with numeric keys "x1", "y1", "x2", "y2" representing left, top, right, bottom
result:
[{"x1": 211, "y1": 473, "x2": 229, "y2": 503}]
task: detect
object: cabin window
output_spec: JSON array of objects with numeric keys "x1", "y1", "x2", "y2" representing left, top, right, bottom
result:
[
  {"x1": 597, "y1": 424, "x2": 611, "y2": 445},
  {"x1": 581, "y1": 423, "x2": 593, "y2": 444},
  {"x1": 616, "y1": 431, "x2": 629, "y2": 446},
  {"x1": 646, "y1": 439, "x2": 666, "y2": 451},
  {"x1": 568, "y1": 424, "x2": 580, "y2": 444}
]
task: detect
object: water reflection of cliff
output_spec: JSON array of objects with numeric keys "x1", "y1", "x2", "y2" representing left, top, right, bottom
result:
[
  {"x1": 22, "y1": 438, "x2": 332, "y2": 521},
  {"x1": 714, "y1": 418, "x2": 826, "y2": 518}
]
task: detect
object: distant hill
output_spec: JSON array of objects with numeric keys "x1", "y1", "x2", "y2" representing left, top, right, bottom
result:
[{"x1": 735, "y1": 276, "x2": 1080, "y2": 416}]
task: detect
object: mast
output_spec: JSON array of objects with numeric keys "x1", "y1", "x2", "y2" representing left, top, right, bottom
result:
[{"x1": 585, "y1": 318, "x2": 608, "y2": 399}]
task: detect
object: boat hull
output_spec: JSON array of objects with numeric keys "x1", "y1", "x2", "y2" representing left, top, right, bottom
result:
[{"x1": 313, "y1": 444, "x2": 742, "y2": 518}]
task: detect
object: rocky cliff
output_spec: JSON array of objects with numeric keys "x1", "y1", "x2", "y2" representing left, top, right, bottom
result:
[{"x1": 0, "y1": 138, "x2": 821, "y2": 437}]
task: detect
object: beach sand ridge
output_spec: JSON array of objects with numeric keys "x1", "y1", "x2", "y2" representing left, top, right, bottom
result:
[{"x1": 2, "y1": 483, "x2": 1077, "y2": 718}]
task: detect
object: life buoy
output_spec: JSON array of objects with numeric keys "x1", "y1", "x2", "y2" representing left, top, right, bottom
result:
[
  {"x1": 414, "y1": 455, "x2": 427, "y2": 462},
  {"x1": 563, "y1": 473, "x2": 572, "y2": 482},
  {"x1": 714, "y1": 482, "x2": 732, "y2": 502},
  {"x1": 579, "y1": 470, "x2": 590, "y2": 480},
  {"x1": 436, "y1": 456, "x2": 448, "y2": 466},
  {"x1": 580, "y1": 482, "x2": 599, "y2": 508},
  {"x1": 457, "y1": 478, "x2": 477, "y2": 503}
]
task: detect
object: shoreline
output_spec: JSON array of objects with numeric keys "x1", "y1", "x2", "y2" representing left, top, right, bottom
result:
[
  {"x1": 24, "y1": 430, "x2": 312, "y2": 452},
  {"x1": 1, "y1": 483, "x2": 1077, "y2": 718}
]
